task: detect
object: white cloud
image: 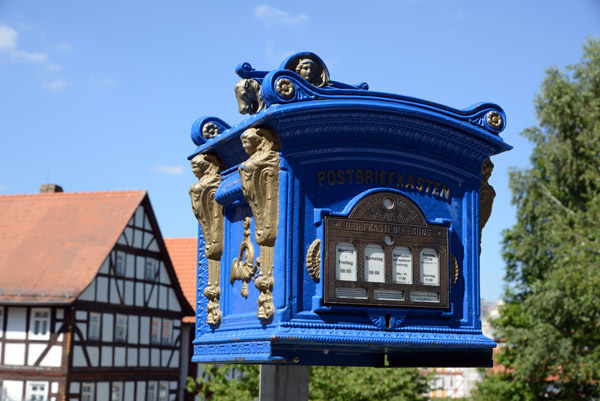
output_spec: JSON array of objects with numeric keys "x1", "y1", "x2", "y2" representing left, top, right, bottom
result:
[
  {"x1": 154, "y1": 164, "x2": 184, "y2": 175},
  {"x1": 46, "y1": 62, "x2": 61, "y2": 71},
  {"x1": 255, "y1": 5, "x2": 308, "y2": 27},
  {"x1": 0, "y1": 24, "x2": 18, "y2": 50},
  {"x1": 57, "y1": 43, "x2": 72, "y2": 52},
  {"x1": 43, "y1": 80, "x2": 69, "y2": 90},
  {"x1": 101, "y1": 78, "x2": 117, "y2": 86},
  {"x1": 0, "y1": 24, "x2": 48, "y2": 63}
]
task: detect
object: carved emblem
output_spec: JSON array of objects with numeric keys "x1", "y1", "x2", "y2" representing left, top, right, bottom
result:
[
  {"x1": 479, "y1": 158, "x2": 496, "y2": 255},
  {"x1": 276, "y1": 78, "x2": 295, "y2": 99},
  {"x1": 486, "y1": 111, "x2": 503, "y2": 130},
  {"x1": 234, "y1": 78, "x2": 265, "y2": 115},
  {"x1": 230, "y1": 217, "x2": 257, "y2": 298},
  {"x1": 239, "y1": 127, "x2": 281, "y2": 321},
  {"x1": 202, "y1": 122, "x2": 219, "y2": 139},
  {"x1": 189, "y1": 153, "x2": 225, "y2": 326},
  {"x1": 306, "y1": 239, "x2": 321, "y2": 282},
  {"x1": 451, "y1": 253, "x2": 459, "y2": 287}
]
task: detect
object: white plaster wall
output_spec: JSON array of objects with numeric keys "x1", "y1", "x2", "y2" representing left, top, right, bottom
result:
[
  {"x1": 101, "y1": 346, "x2": 112, "y2": 367},
  {"x1": 125, "y1": 382, "x2": 135, "y2": 401},
  {"x1": 127, "y1": 347, "x2": 138, "y2": 367},
  {"x1": 76, "y1": 322, "x2": 87, "y2": 341},
  {"x1": 73, "y1": 346, "x2": 87, "y2": 367},
  {"x1": 151, "y1": 349, "x2": 160, "y2": 367},
  {"x1": 2, "y1": 380, "x2": 23, "y2": 401},
  {"x1": 97, "y1": 382, "x2": 109, "y2": 401},
  {"x1": 125, "y1": 281, "x2": 134, "y2": 305},
  {"x1": 170, "y1": 350, "x2": 179, "y2": 368},
  {"x1": 78, "y1": 282, "x2": 95, "y2": 301},
  {"x1": 159, "y1": 285, "x2": 167, "y2": 310},
  {"x1": 6, "y1": 307, "x2": 26, "y2": 340},
  {"x1": 110, "y1": 279, "x2": 120, "y2": 304},
  {"x1": 40, "y1": 345, "x2": 62, "y2": 367},
  {"x1": 102, "y1": 314, "x2": 113, "y2": 342},
  {"x1": 114, "y1": 346, "x2": 126, "y2": 366},
  {"x1": 168, "y1": 288, "x2": 181, "y2": 312},
  {"x1": 97, "y1": 276, "x2": 108, "y2": 302},
  {"x1": 139, "y1": 317, "x2": 149, "y2": 344},
  {"x1": 5, "y1": 343, "x2": 25, "y2": 365},
  {"x1": 161, "y1": 349, "x2": 170, "y2": 367},
  {"x1": 136, "y1": 382, "x2": 146, "y2": 401},
  {"x1": 139, "y1": 348, "x2": 149, "y2": 366},
  {"x1": 27, "y1": 343, "x2": 46, "y2": 365},
  {"x1": 88, "y1": 346, "x2": 99, "y2": 366},
  {"x1": 99, "y1": 258, "x2": 110, "y2": 274},
  {"x1": 135, "y1": 282, "x2": 144, "y2": 307},
  {"x1": 159, "y1": 263, "x2": 170, "y2": 284}
]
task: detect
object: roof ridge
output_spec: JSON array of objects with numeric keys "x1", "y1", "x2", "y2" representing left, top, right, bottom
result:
[{"x1": 0, "y1": 190, "x2": 147, "y2": 199}]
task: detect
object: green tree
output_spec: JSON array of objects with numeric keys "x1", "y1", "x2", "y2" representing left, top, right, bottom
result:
[
  {"x1": 188, "y1": 364, "x2": 432, "y2": 400},
  {"x1": 473, "y1": 38, "x2": 600, "y2": 400}
]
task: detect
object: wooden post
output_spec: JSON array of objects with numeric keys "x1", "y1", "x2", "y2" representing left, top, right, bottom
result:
[{"x1": 259, "y1": 365, "x2": 309, "y2": 401}]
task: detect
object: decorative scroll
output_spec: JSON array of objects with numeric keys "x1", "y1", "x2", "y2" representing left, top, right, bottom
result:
[
  {"x1": 479, "y1": 158, "x2": 496, "y2": 255},
  {"x1": 189, "y1": 154, "x2": 225, "y2": 326},
  {"x1": 451, "y1": 254, "x2": 459, "y2": 287},
  {"x1": 306, "y1": 239, "x2": 321, "y2": 282},
  {"x1": 239, "y1": 127, "x2": 281, "y2": 321},
  {"x1": 234, "y1": 78, "x2": 265, "y2": 115},
  {"x1": 230, "y1": 217, "x2": 257, "y2": 298}
]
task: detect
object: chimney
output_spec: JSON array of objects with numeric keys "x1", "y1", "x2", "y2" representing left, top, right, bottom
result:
[{"x1": 40, "y1": 184, "x2": 64, "y2": 193}]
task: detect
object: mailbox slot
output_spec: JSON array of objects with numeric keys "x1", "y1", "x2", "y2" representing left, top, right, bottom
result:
[{"x1": 324, "y1": 192, "x2": 450, "y2": 309}]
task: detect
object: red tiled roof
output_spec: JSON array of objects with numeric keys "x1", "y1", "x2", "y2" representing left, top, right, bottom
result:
[
  {"x1": 164, "y1": 237, "x2": 197, "y2": 323},
  {"x1": 0, "y1": 191, "x2": 146, "y2": 303}
]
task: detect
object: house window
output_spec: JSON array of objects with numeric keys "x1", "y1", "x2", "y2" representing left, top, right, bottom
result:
[
  {"x1": 115, "y1": 314, "x2": 127, "y2": 342},
  {"x1": 161, "y1": 319, "x2": 172, "y2": 345},
  {"x1": 26, "y1": 382, "x2": 47, "y2": 401},
  {"x1": 158, "y1": 382, "x2": 168, "y2": 401},
  {"x1": 30, "y1": 308, "x2": 50, "y2": 340},
  {"x1": 151, "y1": 317, "x2": 161, "y2": 344},
  {"x1": 111, "y1": 382, "x2": 123, "y2": 401},
  {"x1": 145, "y1": 258, "x2": 157, "y2": 281},
  {"x1": 89, "y1": 312, "x2": 100, "y2": 341},
  {"x1": 82, "y1": 383, "x2": 94, "y2": 401},
  {"x1": 115, "y1": 252, "x2": 125, "y2": 276},
  {"x1": 147, "y1": 382, "x2": 157, "y2": 401}
]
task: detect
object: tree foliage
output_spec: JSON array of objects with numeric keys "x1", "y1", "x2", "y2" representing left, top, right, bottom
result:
[
  {"x1": 473, "y1": 38, "x2": 600, "y2": 400},
  {"x1": 187, "y1": 364, "x2": 431, "y2": 400}
]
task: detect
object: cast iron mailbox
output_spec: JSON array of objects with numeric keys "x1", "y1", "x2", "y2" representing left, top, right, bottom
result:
[{"x1": 188, "y1": 52, "x2": 510, "y2": 367}]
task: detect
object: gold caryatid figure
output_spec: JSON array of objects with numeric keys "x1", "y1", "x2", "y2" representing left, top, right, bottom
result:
[
  {"x1": 479, "y1": 157, "x2": 496, "y2": 255},
  {"x1": 239, "y1": 127, "x2": 281, "y2": 320},
  {"x1": 190, "y1": 153, "x2": 225, "y2": 326}
]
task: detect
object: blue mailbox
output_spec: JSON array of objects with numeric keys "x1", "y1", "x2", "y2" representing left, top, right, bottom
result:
[{"x1": 188, "y1": 52, "x2": 510, "y2": 367}]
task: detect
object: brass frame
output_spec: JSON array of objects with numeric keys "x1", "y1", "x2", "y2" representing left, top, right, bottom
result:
[{"x1": 323, "y1": 192, "x2": 450, "y2": 309}]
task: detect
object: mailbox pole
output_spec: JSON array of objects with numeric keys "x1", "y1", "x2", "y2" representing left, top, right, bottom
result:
[{"x1": 259, "y1": 365, "x2": 309, "y2": 401}]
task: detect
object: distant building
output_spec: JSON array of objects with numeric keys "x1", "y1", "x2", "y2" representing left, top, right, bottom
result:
[
  {"x1": 164, "y1": 238, "x2": 198, "y2": 401},
  {"x1": 0, "y1": 188, "x2": 193, "y2": 401},
  {"x1": 427, "y1": 299, "x2": 503, "y2": 398}
]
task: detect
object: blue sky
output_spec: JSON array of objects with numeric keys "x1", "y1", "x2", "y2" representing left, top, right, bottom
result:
[{"x1": 1, "y1": 1, "x2": 599, "y2": 301}]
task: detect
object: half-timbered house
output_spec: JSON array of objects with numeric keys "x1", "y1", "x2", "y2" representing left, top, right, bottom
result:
[
  {"x1": 0, "y1": 187, "x2": 194, "y2": 401},
  {"x1": 163, "y1": 238, "x2": 197, "y2": 401}
]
